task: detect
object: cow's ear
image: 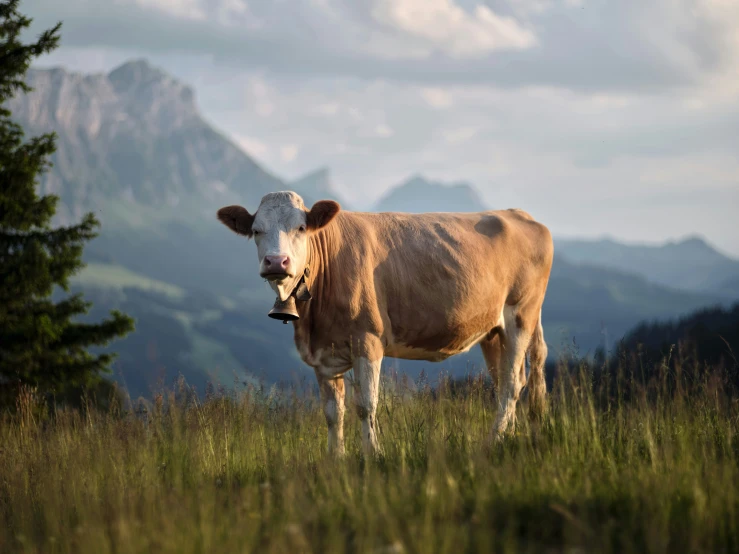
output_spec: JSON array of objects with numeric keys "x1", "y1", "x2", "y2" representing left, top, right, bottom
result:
[
  {"x1": 306, "y1": 200, "x2": 340, "y2": 231},
  {"x1": 217, "y1": 205, "x2": 255, "y2": 237}
]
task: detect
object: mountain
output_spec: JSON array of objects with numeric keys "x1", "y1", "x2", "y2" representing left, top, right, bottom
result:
[
  {"x1": 289, "y1": 167, "x2": 351, "y2": 209},
  {"x1": 9, "y1": 60, "x2": 288, "y2": 295},
  {"x1": 10, "y1": 59, "x2": 729, "y2": 397},
  {"x1": 555, "y1": 236, "x2": 739, "y2": 298},
  {"x1": 541, "y1": 255, "x2": 723, "y2": 356},
  {"x1": 8, "y1": 59, "x2": 283, "y2": 228},
  {"x1": 373, "y1": 175, "x2": 487, "y2": 213}
]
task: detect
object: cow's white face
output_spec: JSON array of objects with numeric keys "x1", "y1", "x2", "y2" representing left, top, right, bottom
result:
[{"x1": 217, "y1": 191, "x2": 340, "y2": 301}]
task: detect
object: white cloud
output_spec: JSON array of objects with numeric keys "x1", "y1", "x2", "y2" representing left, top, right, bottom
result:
[
  {"x1": 443, "y1": 126, "x2": 477, "y2": 144},
  {"x1": 374, "y1": 123, "x2": 394, "y2": 137},
  {"x1": 420, "y1": 88, "x2": 454, "y2": 109},
  {"x1": 370, "y1": 0, "x2": 537, "y2": 58},
  {"x1": 245, "y1": 76, "x2": 275, "y2": 117},
  {"x1": 233, "y1": 134, "x2": 269, "y2": 158},
  {"x1": 29, "y1": 0, "x2": 739, "y2": 91},
  {"x1": 129, "y1": 0, "x2": 205, "y2": 20},
  {"x1": 214, "y1": 0, "x2": 261, "y2": 28},
  {"x1": 255, "y1": 102, "x2": 274, "y2": 117},
  {"x1": 125, "y1": 0, "x2": 261, "y2": 26},
  {"x1": 315, "y1": 102, "x2": 340, "y2": 116},
  {"x1": 498, "y1": 0, "x2": 580, "y2": 17},
  {"x1": 280, "y1": 144, "x2": 299, "y2": 162}
]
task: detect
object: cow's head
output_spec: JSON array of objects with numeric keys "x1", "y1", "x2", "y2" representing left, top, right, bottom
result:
[{"x1": 217, "y1": 191, "x2": 340, "y2": 301}]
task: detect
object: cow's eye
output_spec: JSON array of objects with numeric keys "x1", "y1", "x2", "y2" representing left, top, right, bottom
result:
[
  {"x1": 299, "y1": 225, "x2": 306, "y2": 232},
  {"x1": 253, "y1": 230, "x2": 261, "y2": 236}
]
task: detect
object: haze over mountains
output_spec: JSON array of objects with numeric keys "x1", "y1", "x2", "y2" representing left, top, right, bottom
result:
[
  {"x1": 555, "y1": 236, "x2": 739, "y2": 299},
  {"x1": 11, "y1": 59, "x2": 737, "y2": 398},
  {"x1": 288, "y1": 167, "x2": 351, "y2": 210},
  {"x1": 373, "y1": 176, "x2": 486, "y2": 214}
]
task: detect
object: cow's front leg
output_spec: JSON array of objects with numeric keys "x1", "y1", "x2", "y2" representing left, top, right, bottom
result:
[
  {"x1": 352, "y1": 337, "x2": 383, "y2": 456},
  {"x1": 315, "y1": 371, "x2": 346, "y2": 456}
]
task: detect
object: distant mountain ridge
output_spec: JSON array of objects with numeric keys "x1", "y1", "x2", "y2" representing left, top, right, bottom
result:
[
  {"x1": 373, "y1": 175, "x2": 487, "y2": 213},
  {"x1": 555, "y1": 236, "x2": 739, "y2": 299}
]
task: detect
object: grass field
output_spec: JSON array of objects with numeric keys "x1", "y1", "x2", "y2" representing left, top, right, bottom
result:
[{"x1": 1, "y1": 357, "x2": 737, "y2": 554}]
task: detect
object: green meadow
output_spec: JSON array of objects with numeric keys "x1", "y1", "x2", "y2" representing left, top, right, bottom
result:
[{"x1": 1, "y1": 356, "x2": 737, "y2": 554}]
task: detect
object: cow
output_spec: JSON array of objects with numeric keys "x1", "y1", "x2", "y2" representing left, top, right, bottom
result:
[{"x1": 217, "y1": 191, "x2": 553, "y2": 456}]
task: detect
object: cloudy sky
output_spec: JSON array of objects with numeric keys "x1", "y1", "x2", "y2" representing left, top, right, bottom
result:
[{"x1": 24, "y1": 0, "x2": 739, "y2": 256}]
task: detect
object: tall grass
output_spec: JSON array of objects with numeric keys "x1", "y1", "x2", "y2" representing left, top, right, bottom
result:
[{"x1": 1, "y1": 355, "x2": 737, "y2": 554}]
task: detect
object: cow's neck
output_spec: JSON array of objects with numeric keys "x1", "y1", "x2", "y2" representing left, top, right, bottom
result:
[
  {"x1": 291, "y1": 222, "x2": 339, "y2": 358},
  {"x1": 300, "y1": 228, "x2": 331, "y2": 314}
]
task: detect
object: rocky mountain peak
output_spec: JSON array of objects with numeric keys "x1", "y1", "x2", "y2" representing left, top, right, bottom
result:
[
  {"x1": 106, "y1": 59, "x2": 197, "y2": 131},
  {"x1": 12, "y1": 60, "x2": 198, "y2": 138},
  {"x1": 107, "y1": 59, "x2": 171, "y2": 88},
  {"x1": 10, "y1": 59, "x2": 283, "y2": 217},
  {"x1": 672, "y1": 235, "x2": 712, "y2": 252}
]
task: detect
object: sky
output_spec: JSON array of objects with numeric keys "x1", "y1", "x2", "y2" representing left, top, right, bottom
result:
[{"x1": 22, "y1": 0, "x2": 739, "y2": 257}]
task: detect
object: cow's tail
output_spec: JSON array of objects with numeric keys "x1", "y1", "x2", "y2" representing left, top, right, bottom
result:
[{"x1": 527, "y1": 312, "x2": 547, "y2": 419}]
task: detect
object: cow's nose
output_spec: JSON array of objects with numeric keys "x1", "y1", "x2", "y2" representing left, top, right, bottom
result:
[{"x1": 264, "y1": 255, "x2": 290, "y2": 270}]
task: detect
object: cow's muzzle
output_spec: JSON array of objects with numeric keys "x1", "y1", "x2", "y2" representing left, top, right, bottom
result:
[
  {"x1": 261, "y1": 255, "x2": 291, "y2": 281},
  {"x1": 261, "y1": 272, "x2": 291, "y2": 282}
]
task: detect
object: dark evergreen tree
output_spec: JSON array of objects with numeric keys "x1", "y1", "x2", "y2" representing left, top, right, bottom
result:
[{"x1": 0, "y1": 0, "x2": 134, "y2": 405}]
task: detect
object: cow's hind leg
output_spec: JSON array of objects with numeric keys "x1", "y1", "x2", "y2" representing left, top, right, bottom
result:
[
  {"x1": 481, "y1": 330, "x2": 528, "y2": 401},
  {"x1": 352, "y1": 336, "x2": 384, "y2": 457},
  {"x1": 527, "y1": 313, "x2": 548, "y2": 419},
  {"x1": 480, "y1": 331, "x2": 502, "y2": 397},
  {"x1": 492, "y1": 306, "x2": 535, "y2": 438},
  {"x1": 315, "y1": 371, "x2": 346, "y2": 456}
]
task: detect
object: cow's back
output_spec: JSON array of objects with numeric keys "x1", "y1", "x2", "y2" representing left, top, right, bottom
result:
[{"x1": 327, "y1": 210, "x2": 552, "y2": 360}]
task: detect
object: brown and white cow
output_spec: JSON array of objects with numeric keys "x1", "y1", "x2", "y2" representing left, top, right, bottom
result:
[{"x1": 217, "y1": 191, "x2": 553, "y2": 456}]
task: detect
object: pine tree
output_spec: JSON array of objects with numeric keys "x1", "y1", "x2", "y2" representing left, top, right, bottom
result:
[{"x1": 0, "y1": 0, "x2": 134, "y2": 405}]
